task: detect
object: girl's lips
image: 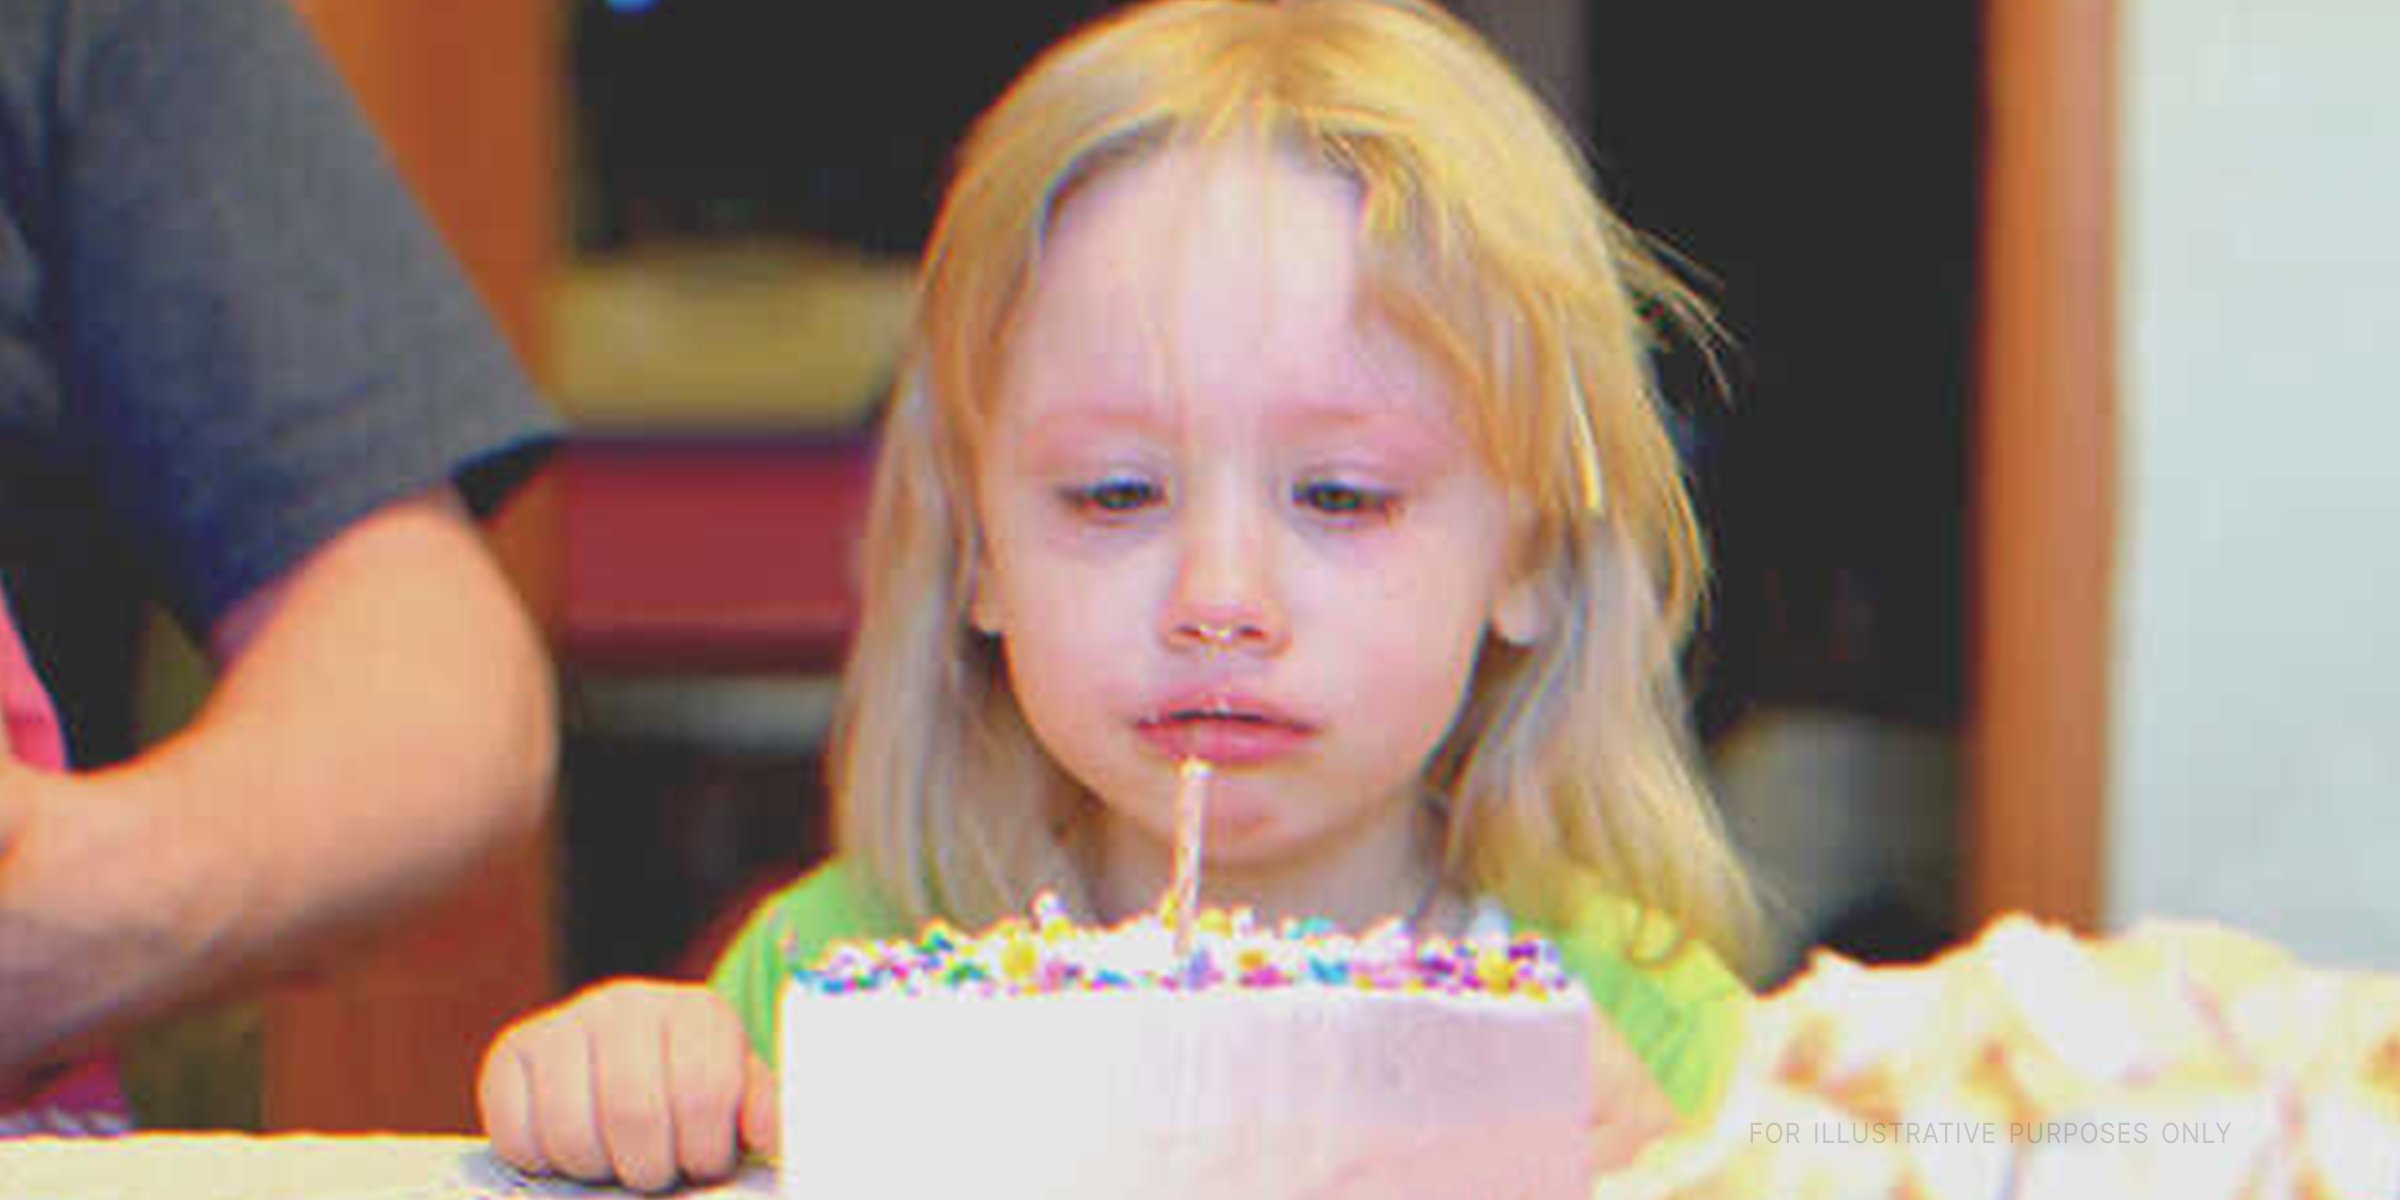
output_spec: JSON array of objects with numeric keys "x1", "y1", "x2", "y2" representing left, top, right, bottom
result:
[{"x1": 1137, "y1": 705, "x2": 1315, "y2": 763}]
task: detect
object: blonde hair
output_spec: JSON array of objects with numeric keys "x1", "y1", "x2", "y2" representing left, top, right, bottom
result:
[{"x1": 832, "y1": 0, "x2": 1758, "y2": 970}]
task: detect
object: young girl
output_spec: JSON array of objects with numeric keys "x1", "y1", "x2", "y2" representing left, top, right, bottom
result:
[{"x1": 480, "y1": 0, "x2": 1757, "y2": 1189}]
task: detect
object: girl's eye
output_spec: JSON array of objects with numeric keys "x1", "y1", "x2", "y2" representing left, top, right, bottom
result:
[
  {"x1": 1064, "y1": 477, "x2": 1162, "y2": 515},
  {"x1": 1293, "y1": 480, "x2": 1399, "y2": 519}
]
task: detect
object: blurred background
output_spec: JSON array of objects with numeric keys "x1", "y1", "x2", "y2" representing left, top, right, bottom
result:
[{"x1": 95, "y1": 0, "x2": 2400, "y2": 1138}]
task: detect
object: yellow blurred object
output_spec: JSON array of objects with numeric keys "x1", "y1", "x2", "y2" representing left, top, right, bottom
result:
[
  {"x1": 549, "y1": 239, "x2": 915, "y2": 429},
  {"x1": 1595, "y1": 914, "x2": 2400, "y2": 1200}
]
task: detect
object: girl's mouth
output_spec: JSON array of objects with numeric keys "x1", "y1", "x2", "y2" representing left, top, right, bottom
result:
[{"x1": 1137, "y1": 700, "x2": 1312, "y2": 766}]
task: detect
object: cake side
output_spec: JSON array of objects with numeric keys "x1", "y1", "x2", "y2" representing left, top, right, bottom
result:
[
  {"x1": 774, "y1": 900, "x2": 1600, "y2": 1200},
  {"x1": 780, "y1": 988, "x2": 1595, "y2": 1200}
]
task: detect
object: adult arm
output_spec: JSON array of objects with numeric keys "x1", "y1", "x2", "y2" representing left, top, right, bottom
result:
[{"x1": 0, "y1": 486, "x2": 554, "y2": 1078}]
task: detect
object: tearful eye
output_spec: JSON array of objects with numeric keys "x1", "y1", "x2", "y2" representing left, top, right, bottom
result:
[
  {"x1": 1293, "y1": 480, "x2": 1398, "y2": 518},
  {"x1": 1065, "y1": 477, "x2": 1162, "y2": 515}
]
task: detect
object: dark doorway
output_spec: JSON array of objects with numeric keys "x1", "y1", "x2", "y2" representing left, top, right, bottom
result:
[{"x1": 1581, "y1": 3, "x2": 1982, "y2": 978}]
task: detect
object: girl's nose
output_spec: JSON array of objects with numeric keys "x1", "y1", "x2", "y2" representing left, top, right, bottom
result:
[{"x1": 1160, "y1": 500, "x2": 1288, "y2": 656}]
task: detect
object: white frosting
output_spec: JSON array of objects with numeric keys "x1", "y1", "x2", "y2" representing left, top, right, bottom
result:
[{"x1": 779, "y1": 984, "x2": 1597, "y2": 1200}]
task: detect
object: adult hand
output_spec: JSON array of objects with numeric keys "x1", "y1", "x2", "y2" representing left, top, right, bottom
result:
[
  {"x1": 0, "y1": 753, "x2": 22, "y2": 859},
  {"x1": 479, "y1": 979, "x2": 778, "y2": 1193},
  {"x1": 0, "y1": 759, "x2": 240, "y2": 1082},
  {"x1": 0, "y1": 757, "x2": 28, "y2": 1067}
]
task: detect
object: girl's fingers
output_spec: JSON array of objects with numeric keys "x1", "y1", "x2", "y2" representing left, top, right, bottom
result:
[
  {"x1": 663, "y1": 1001, "x2": 746, "y2": 1181},
  {"x1": 587, "y1": 999, "x2": 678, "y2": 1193},
  {"x1": 476, "y1": 1032, "x2": 544, "y2": 1177},
  {"x1": 738, "y1": 1051, "x2": 780, "y2": 1159},
  {"x1": 477, "y1": 981, "x2": 750, "y2": 1191},
  {"x1": 522, "y1": 1012, "x2": 610, "y2": 1184}
]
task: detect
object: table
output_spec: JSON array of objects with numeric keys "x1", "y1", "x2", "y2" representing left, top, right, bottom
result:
[{"x1": 0, "y1": 1134, "x2": 778, "y2": 1199}]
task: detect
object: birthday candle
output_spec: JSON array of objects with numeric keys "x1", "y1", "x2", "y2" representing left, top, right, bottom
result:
[{"x1": 1167, "y1": 757, "x2": 1211, "y2": 962}]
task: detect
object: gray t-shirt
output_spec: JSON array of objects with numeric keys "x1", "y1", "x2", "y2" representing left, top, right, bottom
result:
[{"x1": 0, "y1": 0, "x2": 557, "y2": 758}]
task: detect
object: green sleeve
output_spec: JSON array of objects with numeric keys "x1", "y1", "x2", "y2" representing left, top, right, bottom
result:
[
  {"x1": 1532, "y1": 892, "x2": 1754, "y2": 1121},
  {"x1": 706, "y1": 860, "x2": 908, "y2": 1066}
]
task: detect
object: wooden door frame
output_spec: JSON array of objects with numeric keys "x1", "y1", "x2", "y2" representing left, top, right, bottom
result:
[{"x1": 1965, "y1": 1, "x2": 2117, "y2": 931}]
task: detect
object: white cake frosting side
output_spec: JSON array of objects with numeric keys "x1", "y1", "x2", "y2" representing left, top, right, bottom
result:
[{"x1": 779, "y1": 986, "x2": 1597, "y2": 1200}]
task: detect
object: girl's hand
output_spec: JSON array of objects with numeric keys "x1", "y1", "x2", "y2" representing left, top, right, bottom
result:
[{"x1": 478, "y1": 979, "x2": 777, "y2": 1192}]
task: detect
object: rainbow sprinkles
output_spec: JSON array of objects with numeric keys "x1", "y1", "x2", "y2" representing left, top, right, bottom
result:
[
  {"x1": 791, "y1": 755, "x2": 1579, "y2": 1002},
  {"x1": 787, "y1": 892, "x2": 1579, "y2": 1001}
]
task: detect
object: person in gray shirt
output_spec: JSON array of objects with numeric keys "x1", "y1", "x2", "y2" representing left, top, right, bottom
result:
[{"x1": 0, "y1": 0, "x2": 560, "y2": 1129}]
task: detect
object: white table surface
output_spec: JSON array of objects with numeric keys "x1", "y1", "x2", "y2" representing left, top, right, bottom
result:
[{"x1": 0, "y1": 1133, "x2": 779, "y2": 1199}]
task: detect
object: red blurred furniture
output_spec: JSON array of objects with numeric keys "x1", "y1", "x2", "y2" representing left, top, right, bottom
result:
[{"x1": 556, "y1": 435, "x2": 876, "y2": 676}]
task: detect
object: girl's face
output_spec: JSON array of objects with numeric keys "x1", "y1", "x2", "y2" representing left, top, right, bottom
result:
[{"x1": 971, "y1": 145, "x2": 1541, "y2": 924}]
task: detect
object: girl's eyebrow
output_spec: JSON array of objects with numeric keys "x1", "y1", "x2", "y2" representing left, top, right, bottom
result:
[
  {"x1": 1010, "y1": 385, "x2": 1458, "y2": 449},
  {"x1": 1017, "y1": 395, "x2": 1173, "y2": 433},
  {"x1": 1034, "y1": 399, "x2": 1443, "y2": 441},
  {"x1": 1006, "y1": 397, "x2": 1175, "y2": 456},
  {"x1": 1269, "y1": 395, "x2": 1457, "y2": 450}
]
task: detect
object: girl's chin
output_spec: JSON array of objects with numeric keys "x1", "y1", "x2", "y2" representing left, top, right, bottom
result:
[{"x1": 1100, "y1": 800, "x2": 1285, "y2": 867}]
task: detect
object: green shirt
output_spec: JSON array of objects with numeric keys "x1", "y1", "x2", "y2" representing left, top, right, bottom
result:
[{"x1": 710, "y1": 859, "x2": 1751, "y2": 1119}]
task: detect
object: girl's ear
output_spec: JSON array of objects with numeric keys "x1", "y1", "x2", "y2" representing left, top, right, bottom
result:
[
  {"x1": 1490, "y1": 505, "x2": 1550, "y2": 646},
  {"x1": 970, "y1": 594, "x2": 1005, "y2": 636},
  {"x1": 1490, "y1": 574, "x2": 1548, "y2": 647},
  {"x1": 966, "y1": 556, "x2": 1006, "y2": 635}
]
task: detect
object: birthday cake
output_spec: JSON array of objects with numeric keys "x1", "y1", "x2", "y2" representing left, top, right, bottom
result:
[
  {"x1": 1594, "y1": 915, "x2": 2400, "y2": 1200},
  {"x1": 777, "y1": 896, "x2": 1598, "y2": 1200}
]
